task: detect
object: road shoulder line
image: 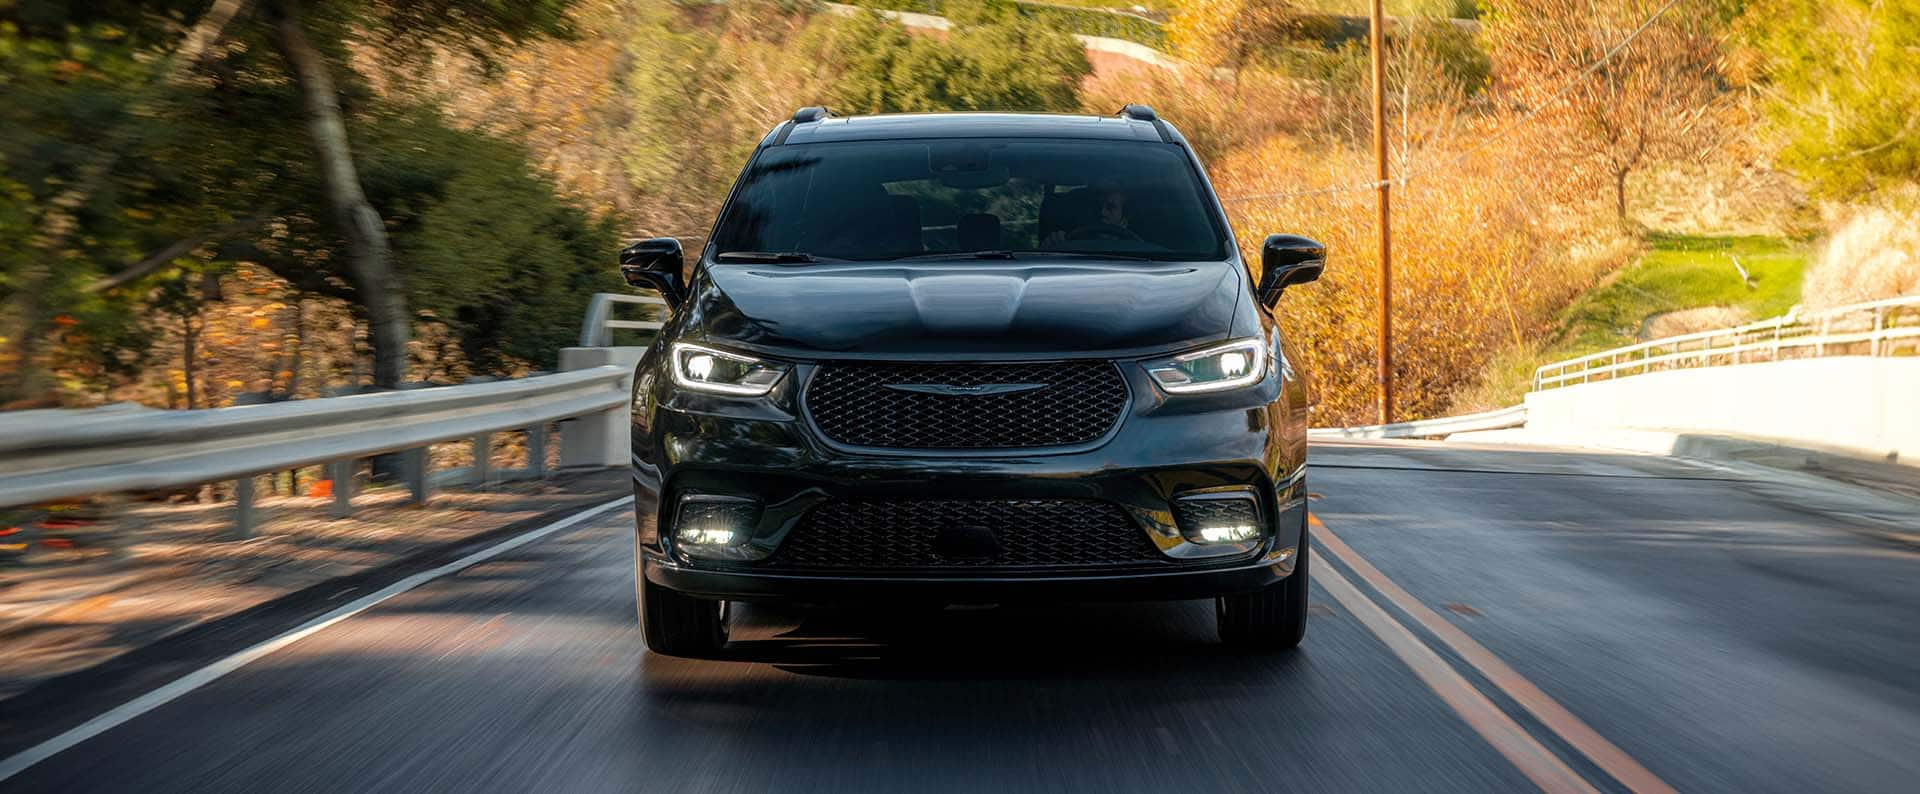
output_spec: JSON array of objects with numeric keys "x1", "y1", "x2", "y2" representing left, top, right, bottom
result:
[{"x1": 0, "y1": 495, "x2": 634, "y2": 784}]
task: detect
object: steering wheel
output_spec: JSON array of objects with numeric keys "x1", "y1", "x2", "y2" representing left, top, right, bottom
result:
[{"x1": 1065, "y1": 223, "x2": 1143, "y2": 242}]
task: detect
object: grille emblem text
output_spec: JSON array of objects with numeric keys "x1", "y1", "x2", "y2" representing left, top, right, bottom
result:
[{"x1": 883, "y1": 383, "x2": 1047, "y2": 397}]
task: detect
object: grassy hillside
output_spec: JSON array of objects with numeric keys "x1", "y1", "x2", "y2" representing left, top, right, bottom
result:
[
  {"x1": 1456, "y1": 233, "x2": 1810, "y2": 410},
  {"x1": 1556, "y1": 234, "x2": 1808, "y2": 353}
]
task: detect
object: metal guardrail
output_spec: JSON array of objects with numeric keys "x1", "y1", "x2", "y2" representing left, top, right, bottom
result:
[
  {"x1": 1308, "y1": 405, "x2": 1528, "y2": 440},
  {"x1": 0, "y1": 366, "x2": 630, "y2": 535},
  {"x1": 578, "y1": 293, "x2": 668, "y2": 348},
  {"x1": 1533, "y1": 295, "x2": 1920, "y2": 391}
]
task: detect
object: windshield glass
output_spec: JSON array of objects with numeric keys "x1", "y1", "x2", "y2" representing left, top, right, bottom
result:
[{"x1": 710, "y1": 137, "x2": 1230, "y2": 262}]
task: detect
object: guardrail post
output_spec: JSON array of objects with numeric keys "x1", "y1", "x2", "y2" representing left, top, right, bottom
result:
[
  {"x1": 1872, "y1": 307, "x2": 1886, "y2": 356},
  {"x1": 472, "y1": 433, "x2": 493, "y2": 488},
  {"x1": 405, "y1": 447, "x2": 430, "y2": 505},
  {"x1": 525, "y1": 423, "x2": 548, "y2": 479},
  {"x1": 328, "y1": 459, "x2": 354, "y2": 519},
  {"x1": 232, "y1": 475, "x2": 255, "y2": 539}
]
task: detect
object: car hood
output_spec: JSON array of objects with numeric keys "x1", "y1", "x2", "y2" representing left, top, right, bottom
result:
[{"x1": 690, "y1": 259, "x2": 1244, "y2": 359}]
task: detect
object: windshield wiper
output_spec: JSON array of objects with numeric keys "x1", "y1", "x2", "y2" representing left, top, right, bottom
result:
[
  {"x1": 716, "y1": 251, "x2": 822, "y2": 263},
  {"x1": 895, "y1": 250, "x2": 1017, "y2": 261}
]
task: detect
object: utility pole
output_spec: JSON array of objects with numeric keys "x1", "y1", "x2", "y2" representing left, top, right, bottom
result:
[{"x1": 1368, "y1": 0, "x2": 1394, "y2": 425}]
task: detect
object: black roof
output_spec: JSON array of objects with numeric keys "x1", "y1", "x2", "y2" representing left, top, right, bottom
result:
[{"x1": 780, "y1": 112, "x2": 1167, "y2": 145}]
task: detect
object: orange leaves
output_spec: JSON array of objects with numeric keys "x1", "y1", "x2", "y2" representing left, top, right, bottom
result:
[{"x1": 1212, "y1": 134, "x2": 1603, "y2": 425}]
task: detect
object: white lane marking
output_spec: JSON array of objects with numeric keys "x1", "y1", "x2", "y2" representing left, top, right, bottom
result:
[{"x1": 0, "y1": 495, "x2": 634, "y2": 783}]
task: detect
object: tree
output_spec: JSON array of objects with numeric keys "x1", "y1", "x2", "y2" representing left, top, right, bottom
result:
[
  {"x1": 1167, "y1": 0, "x2": 1298, "y2": 73},
  {"x1": 828, "y1": 0, "x2": 1092, "y2": 114},
  {"x1": 267, "y1": 0, "x2": 410, "y2": 392},
  {"x1": 1484, "y1": 0, "x2": 1725, "y2": 227},
  {"x1": 609, "y1": 0, "x2": 1093, "y2": 245},
  {"x1": 1, "y1": 0, "x2": 256, "y2": 405},
  {"x1": 261, "y1": 0, "x2": 582, "y2": 391},
  {"x1": 1738, "y1": 0, "x2": 1920, "y2": 199},
  {"x1": 1, "y1": 0, "x2": 591, "y2": 407},
  {"x1": 2, "y1": 0, "x2": 611, "y2": 408},
  {"x1": 361, "y1": 109, "x2": 626, "y2": 373}
]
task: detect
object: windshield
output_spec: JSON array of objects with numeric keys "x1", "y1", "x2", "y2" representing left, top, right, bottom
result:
[{"x1": 709, "y1": 137, "x2": 1230, "y2": 262}]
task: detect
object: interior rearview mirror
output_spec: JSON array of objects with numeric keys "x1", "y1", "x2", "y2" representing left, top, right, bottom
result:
[
  {"x1": 620, "y1": 238, "x2": 686, "y2": 307},
  {"x1": 1258, "y1": 234, "x2": 1325, "y2": 307}
]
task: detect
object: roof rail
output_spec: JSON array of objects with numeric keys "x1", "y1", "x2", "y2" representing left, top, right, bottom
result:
[
  {"x1": 792, "y1": 106, "x2": 832, "y2": 124},
  {"x1": 1117, "y1": 104, "x2": 1158, "y2": 122}
]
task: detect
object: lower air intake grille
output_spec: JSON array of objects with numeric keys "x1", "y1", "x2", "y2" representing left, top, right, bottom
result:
[
  {"x1": 804, "y1": 361, "x2": 1128, "y2": 449},
  {"x1": 770, "y1": 499, "x2": 1165, "y2": 569}
]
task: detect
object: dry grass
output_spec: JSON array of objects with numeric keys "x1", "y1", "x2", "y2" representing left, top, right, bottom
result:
[
  {"x1": 1802, "y1": 191, "x2": 1920, "y2": 310},
  {"x1": 1209, "y1": 129, "x2": 1622, "y2": 425},
  {"x1": 1082, "y1": 66, "x2": 1324, "y2": 163}
]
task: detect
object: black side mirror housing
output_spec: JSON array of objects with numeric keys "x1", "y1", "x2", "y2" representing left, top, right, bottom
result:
[
  {"x1": 620, "y1": 238, "x2": 686, "y2": 307},
  {"x1": 1258, "y1": 234, "x2": 1325, "y2": 307}
]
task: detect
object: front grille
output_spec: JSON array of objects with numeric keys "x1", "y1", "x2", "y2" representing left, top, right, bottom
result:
[
  {"x1": 770, "y1": 499, "x2": 1165, "y2": 569},
  {"x1": 804, "y1": 361, "x2": 1128, "y2": 449}
]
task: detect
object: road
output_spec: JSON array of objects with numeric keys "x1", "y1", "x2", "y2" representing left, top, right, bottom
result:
[{"x1": 3, "y1": 441, "x2": 1917, "y2": 792}]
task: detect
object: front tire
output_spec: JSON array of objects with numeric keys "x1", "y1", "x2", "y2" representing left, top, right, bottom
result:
[
  {"x1": 639, "y1": 569, "x2": 728, "y2": 657},
  {"x1": 1216, "y1": 525, "x2": 1309, "y2": 650}
]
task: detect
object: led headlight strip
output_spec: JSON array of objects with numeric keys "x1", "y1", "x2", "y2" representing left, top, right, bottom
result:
[{"x1": 1145, "y1": 338, "x2": 1268, "y2": 394}]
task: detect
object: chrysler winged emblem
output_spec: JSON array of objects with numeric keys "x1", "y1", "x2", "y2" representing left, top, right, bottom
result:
[{"x1": 885, "y1": 382, "x2": 1048, "y2": 397}]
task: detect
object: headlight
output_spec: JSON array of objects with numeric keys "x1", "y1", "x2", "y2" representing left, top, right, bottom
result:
[
  {"x1": 669, "y1": 342, "x2": 788, "y2": 396},
  {"x1": 1145, "y1": 338, "x2": 1268, "y2": 394}
]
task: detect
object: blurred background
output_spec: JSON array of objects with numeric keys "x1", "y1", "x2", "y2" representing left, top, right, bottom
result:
[{"x1": 3, "y1": 0, "x2": 1914, "y2": 423}]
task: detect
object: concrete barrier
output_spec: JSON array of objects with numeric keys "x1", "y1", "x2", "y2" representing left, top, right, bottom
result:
[
  {"x1": 1523, "y1": 356, "x2": 1920, "y2": 467},
  {"x1": 558, "y1": 347, "x2": 647, "y2": 468}
]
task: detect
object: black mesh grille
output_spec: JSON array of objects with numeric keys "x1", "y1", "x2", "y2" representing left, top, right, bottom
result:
[
  {"x1": 804, "y1": 361, "x2": 1128, "y2": 449},
  {"x1": 1171, "y1": 495, "x2": 1260, "y2": 534},
  {"x1": 770, "y1": 499, "x2": 1166, "y2": 569}
]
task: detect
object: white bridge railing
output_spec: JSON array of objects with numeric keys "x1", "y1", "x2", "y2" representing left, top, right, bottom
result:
[
  {"x1": 0, "y1": 366, "x2": 631, "y2": 536},
  {"x1": 578, "y1": 293, "x2": 668, "y2": 347},
  {"x1": 1533, "y1": 295, "x2": 1920, "y2": 391}
]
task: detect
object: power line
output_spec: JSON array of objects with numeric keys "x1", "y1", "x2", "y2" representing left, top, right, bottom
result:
[{"x1": 1219, "y1": 0, "x2": 1688, "y2": 205}]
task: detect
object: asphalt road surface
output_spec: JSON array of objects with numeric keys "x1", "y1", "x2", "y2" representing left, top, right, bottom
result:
[{"x1": 4, "y1": 441, "x2": 1917, "y2": 793}]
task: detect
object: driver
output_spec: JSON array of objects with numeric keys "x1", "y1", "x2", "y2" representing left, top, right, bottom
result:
[{"x1": 1044, "y1": 180, "x2": 1133, "y2": 247}]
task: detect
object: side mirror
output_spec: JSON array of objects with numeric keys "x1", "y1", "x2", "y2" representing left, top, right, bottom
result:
[
  {"x1": 1258, "y1": 234, "x2": 1325, "y2": 307},
  {"x1": 619, "y1": 238, "x2": 685, "y2": 307}
]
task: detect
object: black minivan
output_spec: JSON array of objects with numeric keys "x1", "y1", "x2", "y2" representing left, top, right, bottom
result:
[{"x1": 621, "y1": 106, "x2": 1324, "y2": 656}]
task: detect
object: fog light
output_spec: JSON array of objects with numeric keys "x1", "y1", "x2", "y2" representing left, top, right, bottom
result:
[
  {"x1": 1173, "y1": 491, "x2": 1263, "y2": 545},
  {"x1": 673, "y1": 495, "x2": 760, "y2": 559},
  {"x1": 676, "y1": 526, "x2": 737, "y2": 546},
  {"x1": 1197, "y1": 524, "x2": 1259, "y2": 543}
]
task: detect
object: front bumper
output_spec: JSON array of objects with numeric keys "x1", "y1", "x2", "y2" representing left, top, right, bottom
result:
[
  {"x1": 642, "y1": 544, "x2": 1300, "y2": 603},
  {"x1": 633, "y1": 358, "x2": 1308, "y2": 603}
]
